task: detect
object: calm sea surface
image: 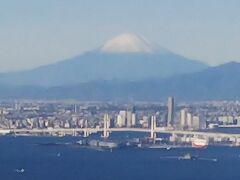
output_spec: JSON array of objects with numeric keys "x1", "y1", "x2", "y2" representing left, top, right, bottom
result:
[{"x1": 0, "y1": 133, "x2": 240, "y2": 180}]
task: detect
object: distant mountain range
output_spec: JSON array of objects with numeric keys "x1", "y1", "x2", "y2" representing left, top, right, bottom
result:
[
  {"x1": 0, "y1": 33, "x2": 239, "y2": 101},
  {"x1": 0, "y1": 33, "x2": 207, "y2": 87},
  {"x1": 42, "y1": 61, "x2": 240, "y2": 101},
  {"x1": 0, "y1": 61, "x2": 240, "y2": 101}
]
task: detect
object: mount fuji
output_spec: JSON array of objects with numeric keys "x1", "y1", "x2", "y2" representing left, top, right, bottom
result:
[
  {"x1": 100, "y1": 33, "x2": 158, "y2": 53},
  {"x1": 0, "y1": 33, "x2": 208, "y2": 87}
]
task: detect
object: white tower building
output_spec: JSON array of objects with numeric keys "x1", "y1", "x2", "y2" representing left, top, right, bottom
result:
[
  {"x1": 119, "y1": 111, "x2": 127, "y2": 127},
  {"x1": 180, "y1": 108, "x2": 187, "y2": 128},
  {"x1": 131, "y1": 113, "x2": 136, "y2": 127},
  {"x1": 186, "y1": 113, "x2": 192, "y2": 128},
  {"x1": 116, "y1": 115, "x2": 123, "y2": 127},
  {"x1": 126, "y1": 111, "x2": 132, "y2": 127}
]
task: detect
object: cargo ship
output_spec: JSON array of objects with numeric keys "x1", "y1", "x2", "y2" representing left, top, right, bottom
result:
[
  {"x1": 191, "y1": 138, "x2": 208, "y2": 149},
  {"x1": 76, "y1": 139, "x2": 119, "y2": 149}
]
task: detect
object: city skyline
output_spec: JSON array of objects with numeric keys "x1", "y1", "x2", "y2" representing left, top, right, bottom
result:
[{"x1": 0, "y1": 97, "x2": 239, "y2": 142}]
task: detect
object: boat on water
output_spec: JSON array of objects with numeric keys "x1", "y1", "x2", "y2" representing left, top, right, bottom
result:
[
  {"x1": 178, "y1": 153, "x2": 198, "y2": 160},
  {"x1": 98, "y1": 141, "x2": 119, "y2": 149},
  {"x1": 160, "y1": 153, "x2": 198, "y2": 161},
  {"x1": 15, "y1": 168, "x2": 25, "y2": 173},
  {"x1": 160, "y1": 153, "x2": 217, "y2": 162},
  {"x1": 147, "y1": 145, "x2": 172, "y2": 150},
  {"x1": 192, "y1": 138, "x2": 208, "y2": 149},
  {"x1": 76, "y1": 139, "x2": 119, "y2": 150}
]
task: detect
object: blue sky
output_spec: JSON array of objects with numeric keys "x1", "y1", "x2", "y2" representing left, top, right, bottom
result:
[{"x1": 1, "y1": 0, "x2": 240, "y2": 72}]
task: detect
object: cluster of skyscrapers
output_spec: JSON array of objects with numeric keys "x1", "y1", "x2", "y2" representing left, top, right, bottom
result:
[
  {"x1": 167, "y1": 97, "x2": 200, "y2": 130},
  {"x1": 113, "y1": 97, "x2": 200, "y2": 130},
  {"x1": 180, "y1": 108, "x2": 200, "y2": 130},
  {"x1": 116, "y1": 107, "x2": 136, "y2": 127}
]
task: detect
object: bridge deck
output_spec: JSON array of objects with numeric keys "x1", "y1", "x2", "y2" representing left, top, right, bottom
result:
[{"x1": 4, "y1": 128, "x2": 240, "y2": 139}]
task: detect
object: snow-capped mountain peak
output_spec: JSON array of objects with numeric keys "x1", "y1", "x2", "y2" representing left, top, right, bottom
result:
[{"x1": 100, "y1": 33, "x2": 156, "y2": 53}]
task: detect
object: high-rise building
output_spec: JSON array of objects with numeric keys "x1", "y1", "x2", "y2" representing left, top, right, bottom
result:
[
  {"x1": 131, "y1": 113, "x2": 136, "y2": 127},
  {"x1": 167, "y1": 97, "x2": 174, "y2": 127},
  {"x1": 192, "y1": 116, "x2": 200, "y2": 130},
  {"x1": 186, "y1": 113, "x2": 192, "y2": 128},
  {"x1": 126, "y1": 111, "x2": 132, "y2": 127},
  {"x1": 120, "y1": 110, "x2": 127, "y2": 126},
  {"x1": 74, "y1": 104, "x2": 78, "y2": 113},
  {"x1": 0, "y1": 109, "x2": 4, "y2": 122},
  {"x1": 116, "y1": 111, "x2": 127, "y2": 127},
  {"x1": 116, "y1": 115, "x2": 123, "y2": 127},
  {"x1": 180, "y1": 108, "x2": 187, "y2": 128}
]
